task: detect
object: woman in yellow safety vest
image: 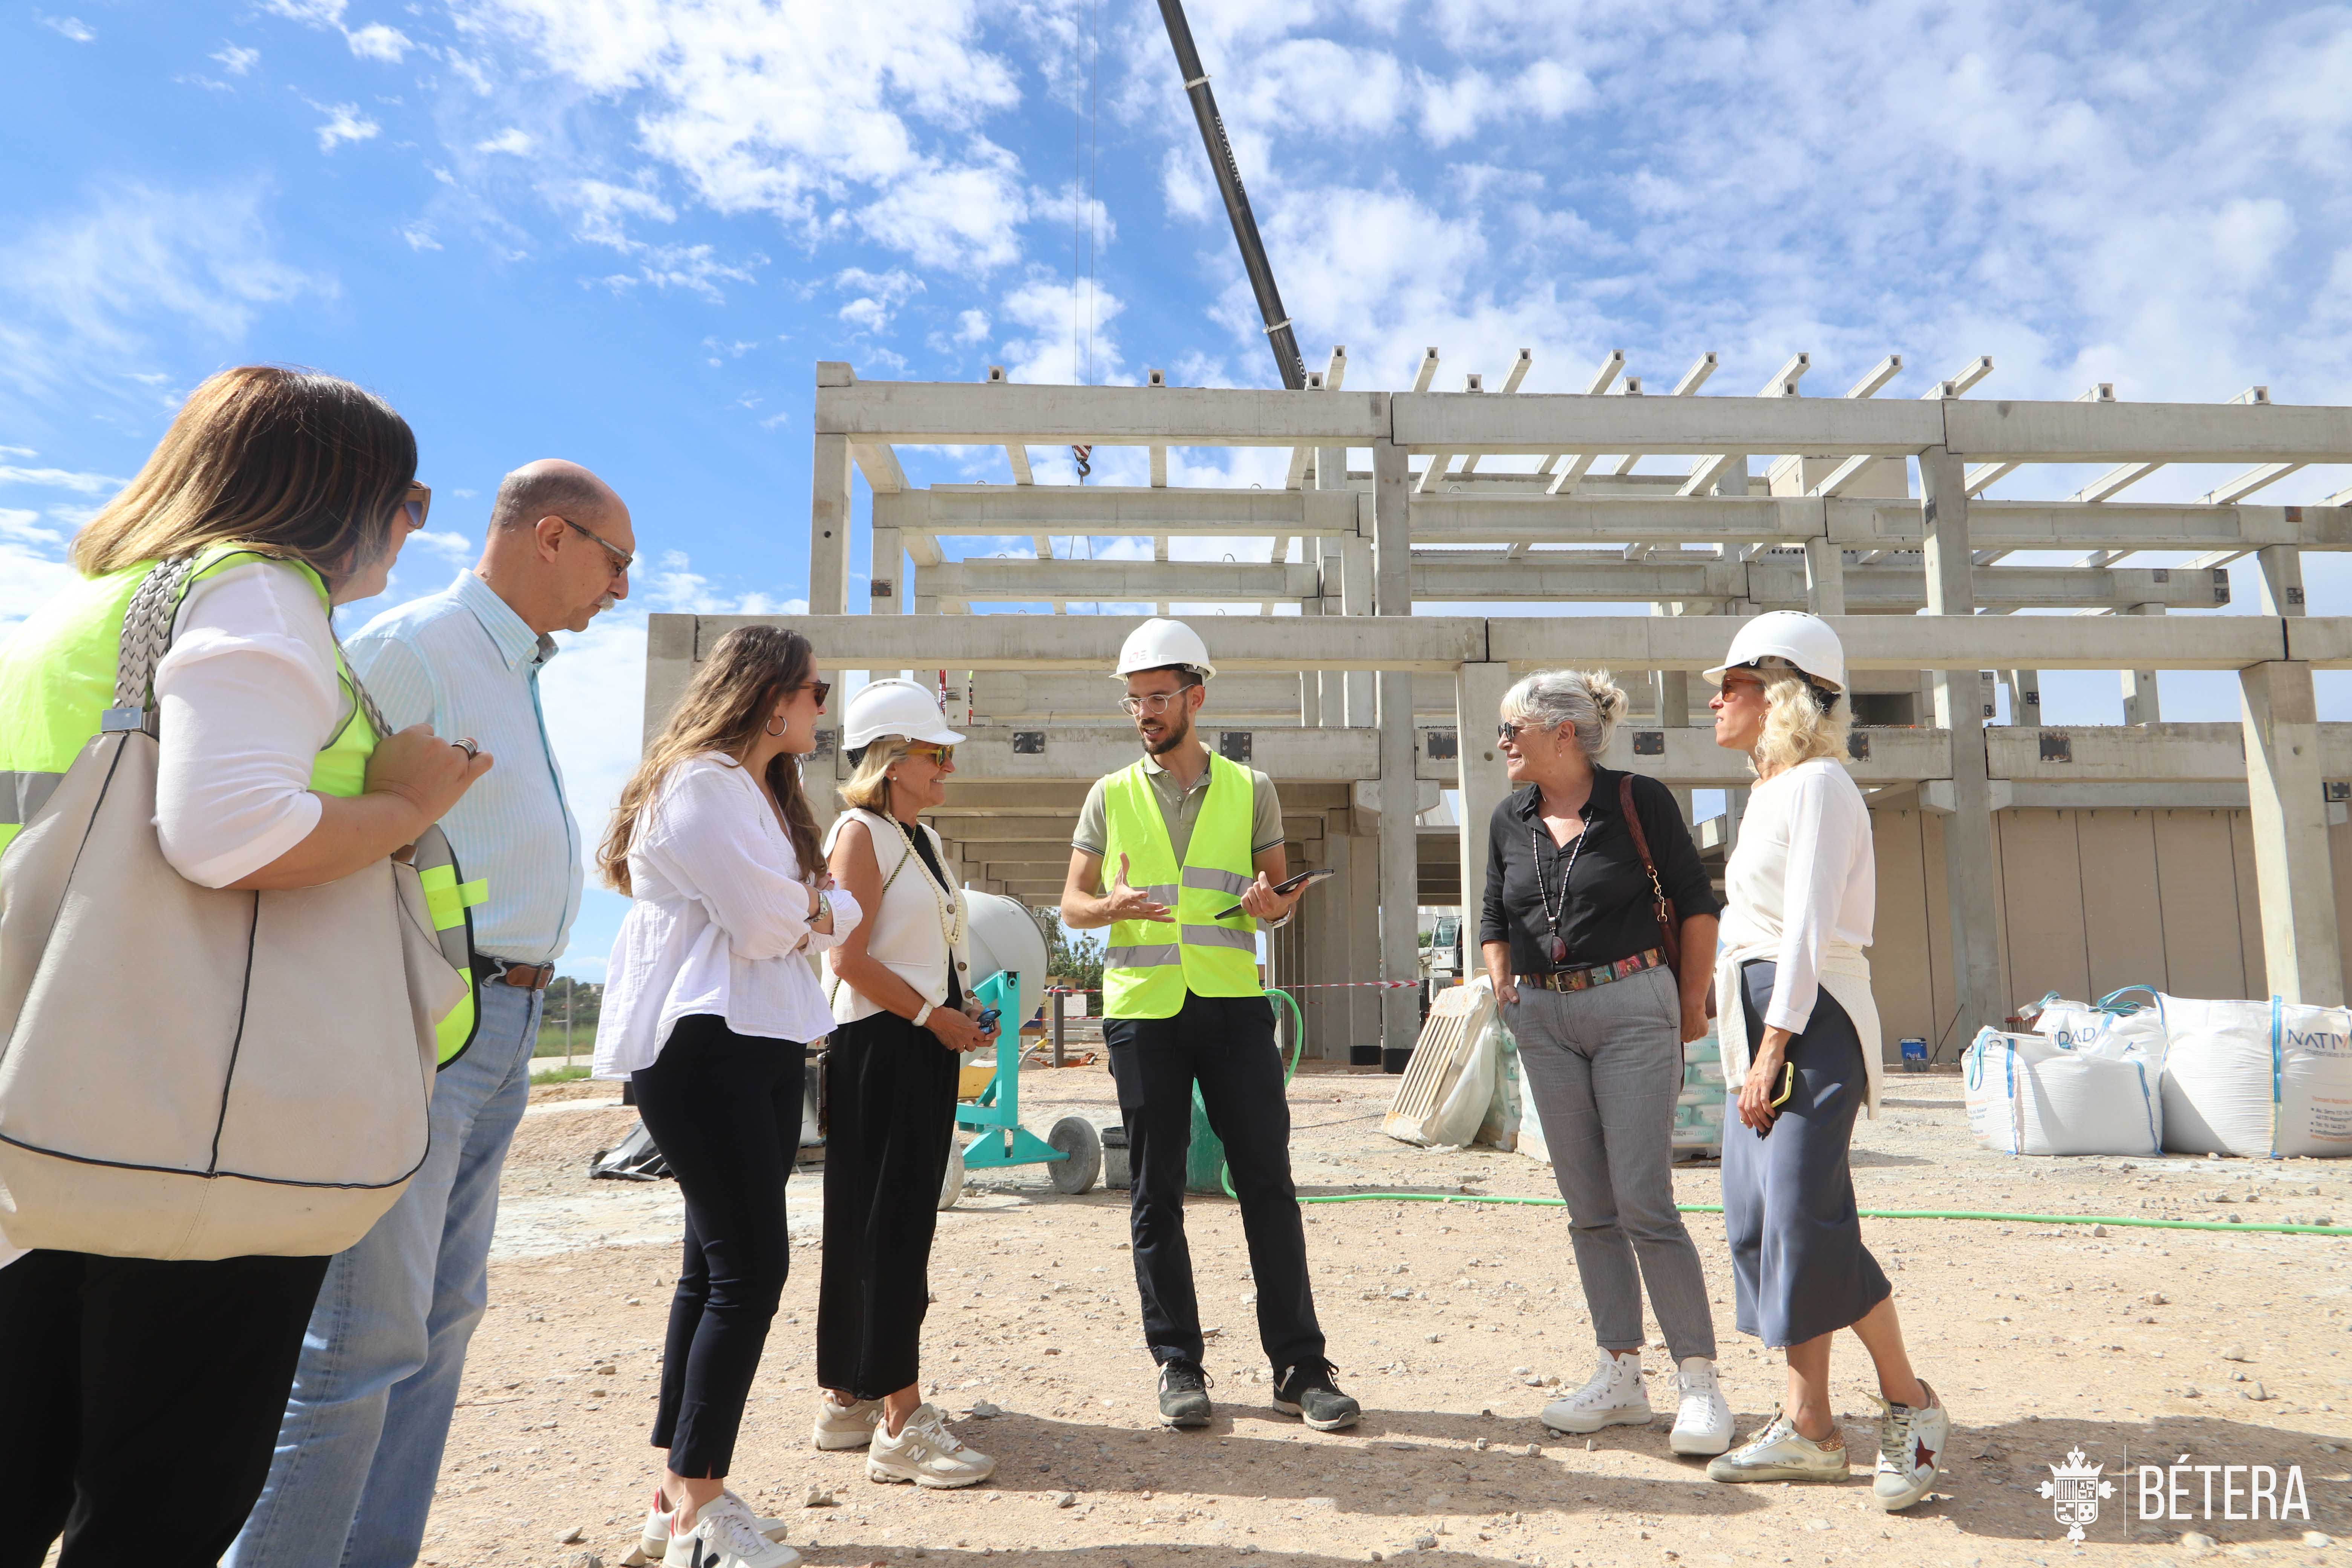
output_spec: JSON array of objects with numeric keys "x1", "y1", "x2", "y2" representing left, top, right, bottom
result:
[{"x1": 0, "y1": 366, "x2": 490, "y2": 1567}]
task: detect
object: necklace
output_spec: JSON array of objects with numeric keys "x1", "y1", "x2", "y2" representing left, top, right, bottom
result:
[
  {"x1": 889, "y1": 814, "x2": 964, "y2": 952},
  {"x1": 1531, "y1": 814, "x2": 1595, "y2": 968}
]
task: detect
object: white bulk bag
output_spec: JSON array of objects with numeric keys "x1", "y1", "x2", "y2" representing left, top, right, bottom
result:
[
  {"x1": 2031, "y1": 988, "x2": 2169, "y2": 1069},
  {"x1": 2158, "y1": 995, "x2": 2352, "y2": 1158},
  {"x1": 1963, "y1": 1028, "x2": 2162, "y2": 1157}
]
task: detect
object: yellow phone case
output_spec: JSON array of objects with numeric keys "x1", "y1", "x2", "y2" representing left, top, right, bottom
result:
[{"x1": 1769, "y1": 1062, "x2": 1795, "y2": 1108}]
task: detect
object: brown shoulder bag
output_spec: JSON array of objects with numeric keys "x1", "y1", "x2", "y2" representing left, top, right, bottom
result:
[{"x1": 1617, "y1": 774, "x2": 1715, "y2": 1019}]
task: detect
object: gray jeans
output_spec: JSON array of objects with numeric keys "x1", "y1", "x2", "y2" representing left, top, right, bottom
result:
[{"x1": 1504, "y1": 964, "x2": 1718, "y2": 1363}]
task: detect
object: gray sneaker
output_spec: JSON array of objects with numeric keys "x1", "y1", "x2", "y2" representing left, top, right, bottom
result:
[
  {"x1": 1705, "y1": 1412, "x2": 1849, "y2": 1484},
  {"x1": 1158, "y1": 1361, "x2": 1214, "y2": 1429}
]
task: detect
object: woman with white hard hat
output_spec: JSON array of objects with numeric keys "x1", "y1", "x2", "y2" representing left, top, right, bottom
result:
[
  {"x1": 1700, "y1": 611, "x2": 1949, "y2": 1513},
  {"x1": 814, "y1": 678, "x2": 998, "y2": 1489}
]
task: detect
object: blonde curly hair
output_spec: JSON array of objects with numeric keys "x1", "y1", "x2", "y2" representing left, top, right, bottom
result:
[{"x1": 1748, "y1": 659, "x2": 1852, "y2": 776}]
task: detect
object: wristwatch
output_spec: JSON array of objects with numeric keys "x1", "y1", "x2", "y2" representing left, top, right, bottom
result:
[{"x1": 912, "y1": 1002, "x2": 936, "y2": 1029}]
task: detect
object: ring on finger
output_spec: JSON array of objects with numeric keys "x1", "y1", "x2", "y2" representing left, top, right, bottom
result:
[{"x1": 452, "y1": 737, "x2": 480, "y2": 759}]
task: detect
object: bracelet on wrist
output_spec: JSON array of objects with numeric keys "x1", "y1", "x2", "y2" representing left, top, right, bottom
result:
[{"x1": 912, "y1": 1001, "x2": 935, "y2": 1029}]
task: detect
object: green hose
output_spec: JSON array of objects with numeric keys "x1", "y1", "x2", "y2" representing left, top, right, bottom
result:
[{"x1": 1290, "y1": 1188, "x2": 2352, "y2": 1236}]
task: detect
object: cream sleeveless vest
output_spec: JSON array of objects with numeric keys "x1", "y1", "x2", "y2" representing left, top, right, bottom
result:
[{"x1": 822, "y1": 807, "x2": 972, "y2": 1024}]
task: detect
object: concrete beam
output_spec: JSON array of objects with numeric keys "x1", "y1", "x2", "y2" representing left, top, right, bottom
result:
[
  {"x1": 1393, "y1": 391, "x2": 1945, "y2": 457},
  {"x1": 819, "y1": 379, "x2": 1389, "y2": 446},
  {"x1": 875, "y1": 485, "x2": 1358, "y2": 537},
  {"x1": 1943, "y1": 399, "x2": 2352, "y2": 464},
  {"x1": 719, "y1": 613, "x2": 1489, "y2": 672},
  {"x1": 916, "y1": 559, "x2": 1320, "y2": 603},
  {"x1": 1483, "y1": 613, "x2": 2295, "y2": 672},
  {"x1": 1404, "y1": 557, "x2": 2228, "y2": 611}
]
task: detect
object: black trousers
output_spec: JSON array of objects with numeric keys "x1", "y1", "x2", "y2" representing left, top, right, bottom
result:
[
  {"x1": 816, "y1": 1009, "x2": 961, "y2": 1399},
  {"x1": 1106, "y1": 991, "x2": 1328, "y2": 1372},
  {"x1": 632, "y1": 1013, "x2": 805, "y2": 1478},
  {"x1": 0, "y1": 1247, "x2": 331, "y2": 1568}
]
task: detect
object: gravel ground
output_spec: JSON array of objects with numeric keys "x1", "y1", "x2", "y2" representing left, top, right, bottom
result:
[{"x1": 413, "y1": 1063, "x2": 2352, "y2": 1568}]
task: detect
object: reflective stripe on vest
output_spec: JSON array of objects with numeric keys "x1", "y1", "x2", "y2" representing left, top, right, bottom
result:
[{"x1": 1101, "y1": 749, "x2": 1260, "y2": 1019}]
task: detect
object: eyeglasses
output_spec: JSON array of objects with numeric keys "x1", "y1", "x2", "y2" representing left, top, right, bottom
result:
[
  {"x1": 1120, "y1": 691, "x2": 1190, "y2": 717},
  {"x1": 903, "y1": 743, "x2": 955, "y2": 765},
  {"x1": 557, "y1": 514, "x2": 634, "y2": 576},
  {"x1": 401, "y1": 484, "x2": 432, "y2": 531},
  {"x1": 1497, "y1": 720, "x2": 1528, "y2": 743},
  {"x1": 793, "y1": 678, "x2": 833, "y2": 707}
]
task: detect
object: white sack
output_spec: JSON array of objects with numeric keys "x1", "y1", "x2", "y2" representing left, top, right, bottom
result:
[
  {"x1": 2158, "y1": 995, "x2": 2352, "y2": 1159},
  {"x1": 1963, "y1": 1028, "x2": 2162, "y2": 1157},
  {"x1": 2032, "y1": 989, "x2": 2169, "y2": 1069}
]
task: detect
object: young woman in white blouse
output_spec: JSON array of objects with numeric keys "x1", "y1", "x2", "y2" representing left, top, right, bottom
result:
[
  {"x1": 813, "y1": 678, "x2": 998, "y2": 1489},
  {"x1": 1700, "y1": 611, "x2": 1949, "y2": 1513},
  {"x1": 594, "y1": 625, "x2": 860, "y2": 1568}
]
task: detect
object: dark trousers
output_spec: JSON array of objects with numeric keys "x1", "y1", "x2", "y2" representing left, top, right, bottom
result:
[
  {"x1": 0, "y1": 1247, "x2": 331, "y2": 1568},
  {"x1": 1106, "y1": 991, "x2": 1327, "y2": 1372},
  {"x1": 632, "y1": 1013, "x2": 805, "y2": 1478},
  {"x1": 816, "y1": 1010, "x2": 961, "y2": 1399}
]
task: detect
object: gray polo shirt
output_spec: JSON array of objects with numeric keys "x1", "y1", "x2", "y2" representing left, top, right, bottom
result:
[{"x1": 1072, "y1": 746, "x2": 1283, "y2": 889}]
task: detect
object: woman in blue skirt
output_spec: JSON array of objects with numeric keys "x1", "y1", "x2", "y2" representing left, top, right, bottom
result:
[{"x1": 1702, "y1": 612, "x2": 1951, "y2": 1514}]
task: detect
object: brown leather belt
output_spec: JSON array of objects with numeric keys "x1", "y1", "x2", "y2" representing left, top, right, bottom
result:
[{"x1": 475, "y1": 956, "x2": 556, "y2": 991}]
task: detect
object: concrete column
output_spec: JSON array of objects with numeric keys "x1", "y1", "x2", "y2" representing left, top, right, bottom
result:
[
  {"x1": 869, "y1": 526, "x2": 902, "y2": 615},
  {"x1": 1803, "y1": 536, "x2": 1847, "y2": 616},
  {"x1": 2007, "y1": 670, "x2": 2042, "y2": 728},
  {"x1": 1920, "y1": 445, "x2": 2004, "y2": 1047},
  {"x1": 810, "y1": 432, "x2": 853, "y2": 617},
  {"x1": 2121, "y1": 603, "x2": 2163, "y2": 724},
  {"x1": 1336, "y1": 829, "x2": 1382, "y2": 1057},
  {"x1": 1372, "y1": 436, "x2": 1410, "y2": 616},
  {"x1": 1339, "y1": 533, "x2": 1374, "y2": 725},
  {"x1": 1313, "y1": 445, "x2": 1348, "y2": 727},
  {"x1": 1454, "y1": 662, "x2": 1514, "y2": 969},
  {"x1": 2259, "y1": 545, "x2": 2307, "y2": 617},
  {"x1": 2242, "y1": 659, "x2": 2343, "y2": 1004}
]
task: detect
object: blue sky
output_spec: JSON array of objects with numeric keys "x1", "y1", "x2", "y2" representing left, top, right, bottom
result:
[{"x1": 7, "y1": 0, "x2": 2352, "y2": 976}]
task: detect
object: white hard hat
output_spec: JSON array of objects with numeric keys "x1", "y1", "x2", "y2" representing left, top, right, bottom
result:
[
  {"x1": 1703, "y1": 610, "x2": 1847, "y2": 692},
  {"x1": 1113, "y1": 617, "x2": 1216, "y2": 681},
  {"x1": 842, "y1": 677, "x2": 965, "y2": 751}
]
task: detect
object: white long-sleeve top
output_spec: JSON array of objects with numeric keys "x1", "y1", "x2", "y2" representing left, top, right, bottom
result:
[
  {"x1": 593, "y1": 754, "x2": 862, "y2": 1078},
  {"x1": 153, "y1": 559, "x2": 346, "y2": 886},
  {"x1": 1715, "y1": 755, "x2": 1883, "y2": 1118}
]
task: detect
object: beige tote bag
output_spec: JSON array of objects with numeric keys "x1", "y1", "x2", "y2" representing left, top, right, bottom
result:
[{"x1": 0, "y1": 555, "x2": 460, "y2": 1260}]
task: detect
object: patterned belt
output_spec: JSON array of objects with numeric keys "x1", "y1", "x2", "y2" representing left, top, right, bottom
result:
[{"x1": 1517, "y1": 947, "x2": 1667, "y2": 994}]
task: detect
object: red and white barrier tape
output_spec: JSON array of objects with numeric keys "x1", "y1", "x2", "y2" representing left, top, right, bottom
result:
[{"x1": 1041, "y1": 980, "x2": 1423, "y2": 994}]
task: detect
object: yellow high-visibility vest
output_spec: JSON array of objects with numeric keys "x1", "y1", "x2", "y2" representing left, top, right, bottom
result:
[
  {"x1": 0, "y1": 544, "x2": 485, "y2": 1063},
  {"x1": 1101, "y1": 750, "x2": 1260, "y2": 1019}
]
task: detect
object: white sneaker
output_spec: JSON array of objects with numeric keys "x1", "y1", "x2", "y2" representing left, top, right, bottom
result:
[
  {"x1": 1871, "y1": 1382, "x2": 1951, "y2": 1512},
  {"x1": 865, "y1": 1402, "x2": 999, "y2": 1488},
  {"x1": 640, "y1": 1489, "x2": 790, "y2": 1563},
  {"x1": 1705, "y1": 1412, "x2": 1849, "y2": 1484},
  {"x1": 1539, "y1": 1350, "x2": 1651, "y2": 1434},
  {"x1": 813, "y1": 1393, "x2": 884, "y2": 1450},
  {"x1": 1667, "y1": 1357, "x2": 1734, "y2": 1456},
  {"x1": 661, "y1": 1493, "x2": 802, "y2": 1568}
]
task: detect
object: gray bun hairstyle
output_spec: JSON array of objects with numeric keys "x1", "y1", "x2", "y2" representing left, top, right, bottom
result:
[{"x1": 1501, "y1": 668, "x2": 1629, "y2": 759}]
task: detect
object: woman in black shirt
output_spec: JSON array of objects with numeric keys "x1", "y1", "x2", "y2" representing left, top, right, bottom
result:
[{"x1": 1479, "y1": 668, "x2": 1732, "y2": 1457}]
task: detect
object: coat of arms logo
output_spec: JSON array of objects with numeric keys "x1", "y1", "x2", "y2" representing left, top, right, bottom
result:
[{"x1": 2040, "y1": 1447, "x2": 2116, "y2": 1541}]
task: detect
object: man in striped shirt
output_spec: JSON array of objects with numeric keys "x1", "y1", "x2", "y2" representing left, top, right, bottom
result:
[{"x1": 230, "y1": 460, "x2": 635, "y2": 1568}]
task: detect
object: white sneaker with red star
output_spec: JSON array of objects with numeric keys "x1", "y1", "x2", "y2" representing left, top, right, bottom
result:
[{"x1": 1871, "y1": 1382, "x2": 1950, "y2": 1512}]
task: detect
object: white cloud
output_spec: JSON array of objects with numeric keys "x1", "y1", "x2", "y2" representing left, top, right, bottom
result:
[
  {"x1": 313, "y1": 103, "x2": 382, "y2": 152},
  {"x1": 476, "y1": 127, "x2": 537, "y2": 156},
  {"x1": 211, "y1": 42, "x2": 261, "y2": 75},
  {"x1": 456, "y1": 0, "x2": 1031, "y2": 271},
  {"x1": 38, "y1": 14, "x2": 95, "y2": 43},
  {"x1": 0, "y1": 181, "x2": 332, "y2": 409},
  {"x1": 409, "y1": 529, "x2": 474, "y2": 560},
  {"x1": 997, "y1": 271, "x2": 1125, "y2": 386},
  {"x1": 345, "y1": 21, "x2": 413, "y2": 61},
  {"x1": 954, "y1": 308, "x2": 989, "y2": 343},
  {"x1": 0, "y1": 464, "x2": 124, "y2": 493},
  {"x1": 400, "y1": 222, "x2": 443, "y2": 251}
]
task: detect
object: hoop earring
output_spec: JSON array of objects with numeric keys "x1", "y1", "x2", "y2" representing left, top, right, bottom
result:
[{"x1": 766, "y1": 715, "x2": 787, "y2": 737}]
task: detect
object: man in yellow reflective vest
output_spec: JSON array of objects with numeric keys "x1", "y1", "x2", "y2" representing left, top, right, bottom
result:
[{"x1": 1061, "y1": 618, "x2": 1358, "y2": 1433}]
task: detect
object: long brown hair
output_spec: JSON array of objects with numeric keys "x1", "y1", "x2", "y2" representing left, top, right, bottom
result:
[
  {"x1": 73, "y1": 365, "x2": 416, "y2": 579},
  {"x1": 600, "y1": 625, "x2": 824, "y2": 895}
]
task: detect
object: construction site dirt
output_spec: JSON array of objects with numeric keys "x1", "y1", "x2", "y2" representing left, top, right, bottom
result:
[{"x1": 429, "y1": 1065, "x2": 2352, "y2": 1568}]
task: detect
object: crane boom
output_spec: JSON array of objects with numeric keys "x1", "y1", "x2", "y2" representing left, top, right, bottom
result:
[{"x1": 1155, "y1": 0, "x2": 1306, "y2": 390}]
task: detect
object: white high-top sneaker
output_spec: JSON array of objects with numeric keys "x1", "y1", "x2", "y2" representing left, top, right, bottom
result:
[
  {"x1": 1668, "y1": 1357, "x2": 1735, "y2": 1456},
  {"x1": 1540, "y1": 1349, "x2": 1651, "y2": 1434}
]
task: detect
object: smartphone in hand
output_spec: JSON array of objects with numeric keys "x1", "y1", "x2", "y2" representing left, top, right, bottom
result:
[{"x1": 974, "y1": 1007, "x2": 1001, "y2": 1037}]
